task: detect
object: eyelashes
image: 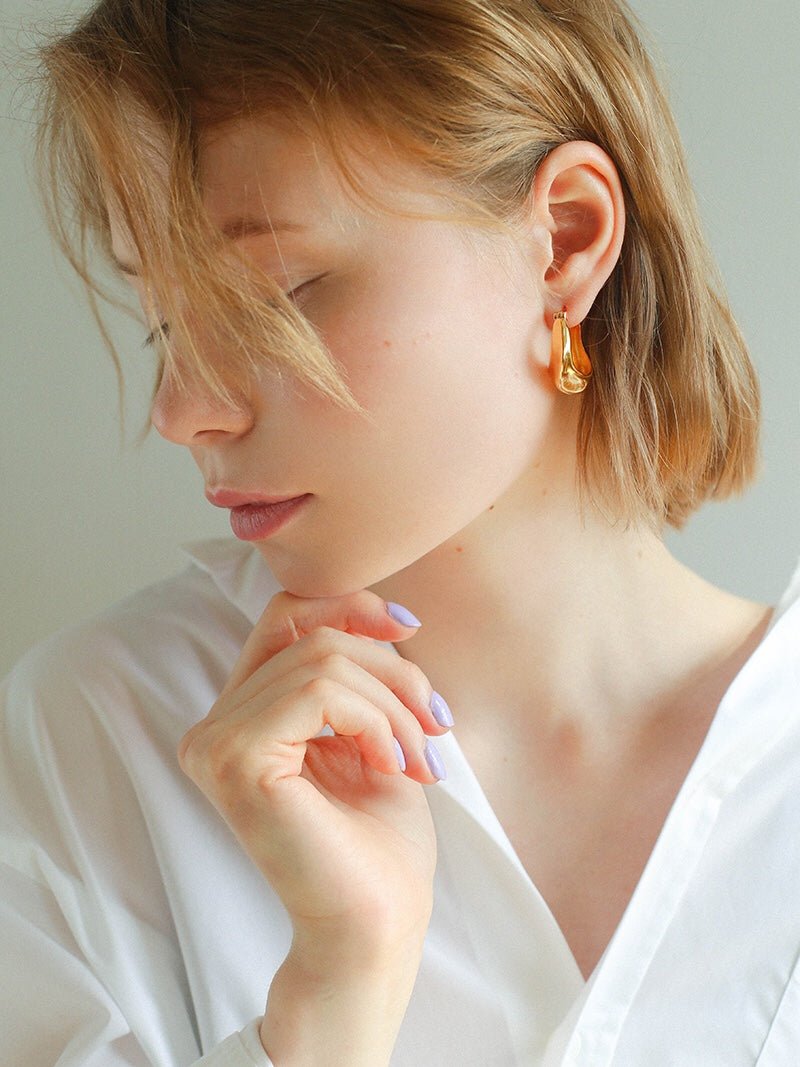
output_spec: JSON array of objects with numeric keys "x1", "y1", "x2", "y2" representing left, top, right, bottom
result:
[
  {"x1": 286, "y1": 278, "x2": 317, "y2": 307},
  {"x1": 140, "y1": 278, "x2": 321, "y2": 349},
  {"x1": 142, "y1": 321, "x2": 170, "y2": 349}
]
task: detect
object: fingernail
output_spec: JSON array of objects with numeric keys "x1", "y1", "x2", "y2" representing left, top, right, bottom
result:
[
  {"x1": 392, "y1": 737, "x2": 406, "y2": 772},
  {"x1": 424, "y1": 739, "x2": 447, "y2": 781},
  {"x1": 386, "y1": 602, "x2": 422, "y2": 627},
  {"x1": 430, "y1": 690, "x2": 454, "y2": 728}
]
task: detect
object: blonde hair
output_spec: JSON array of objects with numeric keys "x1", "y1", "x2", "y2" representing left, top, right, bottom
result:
[{"x1": 31, "y1": 0, "x2": 761, "y2": 531}]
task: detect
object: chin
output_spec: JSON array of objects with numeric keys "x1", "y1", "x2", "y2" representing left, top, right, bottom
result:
[{"x1": 256, "y1": 546, "x2": 399, "y2": 601}]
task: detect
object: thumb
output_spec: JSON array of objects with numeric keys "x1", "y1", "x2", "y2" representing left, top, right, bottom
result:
[{"x1": 220, "y1": 589, "x2": 422, "y2": 696}]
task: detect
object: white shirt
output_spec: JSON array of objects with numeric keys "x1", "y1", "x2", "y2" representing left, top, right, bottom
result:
[{"x1": 2, "y1": 537, "x2": 799, "y2": 1067}]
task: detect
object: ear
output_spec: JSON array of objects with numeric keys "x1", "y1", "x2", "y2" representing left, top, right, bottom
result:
[{"x1": 529, "y1": 141, "x2": 626, "y2": 325}]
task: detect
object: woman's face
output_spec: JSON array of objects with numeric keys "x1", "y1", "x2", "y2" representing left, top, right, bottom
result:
[{"x1": 111, "y1": 115, "x2": 573, "y2": 597}]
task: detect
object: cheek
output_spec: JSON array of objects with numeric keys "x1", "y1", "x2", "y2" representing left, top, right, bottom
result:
[
  {"x1": 260, "y1": 331, "x2": 549, "y2": 597},
  {"x1": 320, "y1": 288, "x2": 548, "y2": 511},
  {"x1": 378, "y1": 276, "x2": 539, "y2": 421}
]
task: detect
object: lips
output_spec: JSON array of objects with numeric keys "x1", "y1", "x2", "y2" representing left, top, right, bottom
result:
[
  {"x1": 204, "y1": 487, "x2": 313, "y2": 541},
  {"x1": 205, "y1": 488, "x2": 307, "y2": 508},
  {"x1": 226, "y1": 494, "x2": 312, "y2": 541}
]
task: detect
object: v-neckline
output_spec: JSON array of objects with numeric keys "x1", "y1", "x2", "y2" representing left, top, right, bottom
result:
[
  {"x1": 385, "y1": 595, "x2": 793, "y2": 999},
  {"x1": 177, "y1": 538, "x2": 800, "y2": 1063},
  {"x1": 428, "y1": 724, "x2": 601, "y2": 986}
]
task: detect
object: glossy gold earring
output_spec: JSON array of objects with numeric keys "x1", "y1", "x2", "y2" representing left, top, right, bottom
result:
[{"x1": 550, "y1": 311, "x2": 593, "y2": 394}]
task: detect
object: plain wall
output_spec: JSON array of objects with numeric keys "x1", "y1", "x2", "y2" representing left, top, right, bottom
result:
[{"x1": 2, "y1": 0, "x2": 799, "y2": 678}]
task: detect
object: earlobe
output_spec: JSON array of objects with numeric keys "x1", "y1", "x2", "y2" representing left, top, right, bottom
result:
[{"x1": 532, "y1": 141, "x2": 626, "y2": 323}]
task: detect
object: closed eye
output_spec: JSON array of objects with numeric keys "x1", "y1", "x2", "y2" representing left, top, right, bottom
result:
[
  {"x1": 141, "y1": 277, "x2": 322, "y2": 347},
  {"x1": 286, "y1": 276, "x2": 321, "y2": 306}
]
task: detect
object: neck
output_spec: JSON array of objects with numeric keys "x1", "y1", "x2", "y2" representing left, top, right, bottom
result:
[{"x1": 367, "y1": 466, "x2": 771, "y2": 754}]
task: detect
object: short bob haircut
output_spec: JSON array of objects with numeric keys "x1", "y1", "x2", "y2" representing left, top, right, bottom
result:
[{"x1": 32, "y1": 0, "x2": 760, "y2": 533}]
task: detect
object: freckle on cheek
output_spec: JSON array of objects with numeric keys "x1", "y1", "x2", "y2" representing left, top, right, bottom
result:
[
  {"x1": 456, "y1": 546, "x2": 464, "y2": 553},
  {"x1": 383, "y1": 339, "x2": 392, "y2": 348}
]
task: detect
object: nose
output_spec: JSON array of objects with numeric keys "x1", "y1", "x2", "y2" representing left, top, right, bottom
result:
[{"x1": 150, "y1": 366, "x2": 254, "y2": 445}]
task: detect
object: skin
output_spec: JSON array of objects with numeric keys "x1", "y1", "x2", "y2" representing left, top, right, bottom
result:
[
  {"x1": 111, "y1": 115, "x2": 774, "y2": 980},
  {"x1": 118, "y1": 116, "x2": 769, "y2": 718}
]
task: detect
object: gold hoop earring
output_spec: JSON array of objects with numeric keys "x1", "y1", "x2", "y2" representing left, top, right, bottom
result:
[{"x1": 550, "y1": 311, "x2": 593, "y2": 394}]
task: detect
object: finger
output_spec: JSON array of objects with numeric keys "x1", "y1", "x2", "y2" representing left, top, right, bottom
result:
[
  {"x1": 221, "y1": 589, "x2": 422, "y2": 697},
  {"x1": 226, "y1": 629, "x2": 453, "y2": 743},
  {"x1": 234, "y1": 653, "x2": 445, "y2": 784},
  {"x1": 181, "y1": 677, "x2": 406, "y2": 793}
]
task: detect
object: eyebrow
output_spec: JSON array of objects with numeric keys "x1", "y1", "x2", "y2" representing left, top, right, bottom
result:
[{"x1": 111, "y1": 217, "x2": 311, "y2": 277}]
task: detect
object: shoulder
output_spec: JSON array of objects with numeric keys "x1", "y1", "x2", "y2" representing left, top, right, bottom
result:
[
  {"x1": 0, "y1": 545, "x2": 277, "y2": 944},
  {"x1": 771, "y1": 553, "x2": 800, "y2": 631},
  {"x1": 737, "y1": 555, "x2": 800, "y2": 732},
  {"x1": 0, "y1": 542, "x2": 283, "y2": 867},
  {"x1": 5, "y1": 559, "x2": 229, "y2": 714},
  {"x1": 760, "y1": 553, "x2": 800, "y2": 694},
  {"x1": 1, "y1": 539, "x2": 281, "y2": 747}
]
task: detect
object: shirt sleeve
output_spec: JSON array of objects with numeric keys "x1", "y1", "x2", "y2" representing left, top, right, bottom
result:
[
  {"x1": 0, "y1": 626, "x2": 275, "y2": 1067},
  {"x1": 1, "y1": 840, "x2": 274, "y2": 1067},
  {"x1": 194, "y1": 1019, "x2": 274, "y2": 1066}
]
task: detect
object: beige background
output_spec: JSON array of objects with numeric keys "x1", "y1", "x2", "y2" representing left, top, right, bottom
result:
[{"x1": 2, "y1": 0, "x2": 799, "y2": 678}]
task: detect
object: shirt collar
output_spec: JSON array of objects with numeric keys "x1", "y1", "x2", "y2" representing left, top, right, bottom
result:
[
  {"x1": 683, "y1": 572, "x2": 800, "y2": 797},
  {"x1": 180, "y1": 537, "x2": 282, "y2": 625},
  {"x1": 766, "y1": 551, "x2": 800, "y2": 636}
]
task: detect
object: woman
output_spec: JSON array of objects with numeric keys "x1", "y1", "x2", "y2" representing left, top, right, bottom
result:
[{"x1": 2, "y1": 0, "x2": 798, "y2": 1064}]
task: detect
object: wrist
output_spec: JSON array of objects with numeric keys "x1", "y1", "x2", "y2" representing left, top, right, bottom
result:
[
  {"x1": 259, "y1": 938, "x2": 424, "y2": 1066},
  {"x1": 289, "y1": 909, "x2": 430, "y2": 978}
]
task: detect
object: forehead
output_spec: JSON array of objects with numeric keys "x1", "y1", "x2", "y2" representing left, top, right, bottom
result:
[
  {"x1": 106, "y1": 115, "x2": 358, "y2": 262},
  {"x1": 105, "y1": 110, "x2": 507, "y2": 274},
  {"x1": 196, "y1": 115, "x2": 362, "y2": 235}
]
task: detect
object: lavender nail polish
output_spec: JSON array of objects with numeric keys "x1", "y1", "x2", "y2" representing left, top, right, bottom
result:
[
  {"x1": 430, "y1": 690, "x2": 454, "y2": 728},
  {"x1": 386, "y1": 602, "x2": 422, "y2": 628},
  {"x1": 392, "y1": 737, "x2": 407, "y2": 772},
  {"x1": 424, "y1": 739, "x2": 447, "y2": 781}
]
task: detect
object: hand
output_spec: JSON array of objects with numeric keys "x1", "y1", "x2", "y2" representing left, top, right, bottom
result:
[{"x1": 178, "y1": 589, "x2": 449, "y2": 961}]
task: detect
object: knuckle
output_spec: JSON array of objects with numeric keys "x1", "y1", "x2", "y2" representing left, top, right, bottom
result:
[
  {"x1": 261, "y1": 592, "x2": 309, "y2": 643},
  {"x1": 305, "y1": 625, "x2": 340, "y2": 653},
  {"x1": 203, "y1": 730, "x2": 230, "y2": 772},
  {"x1": 261, "y1": 591, "x2": 292, "y2": 627},
  {"x1": 177, "y1": 720, "x2": 211, "y2": 778},
  {"x1": 403, "y1": 715, "x2": 427, "y2": 748},
  {"x1": 267, "y1": 590, "x2": 303, "y2": 616},
  {"x1": 377, "y1": 712, "x2": 397, "y2": 742},
  {"x1": 178, "y1": 721, "x2": 245, "y2": 796},
  {"x1": 204, "y1": 731, "x2": 245, "y2": 786},
  {"x1": 318, "y1": 650, "x2": 350, "y2": 676},
  {"x1": 301, "y1": 674, "x2": 341, "y2": 704},
  {"x1": 399, "y1": 659, "x2": 433, "y2": 704},
  {"x1": 349, "y1": 588, "x2": 383, "y2": 616},
  {"x1": 177, "y1": 727, "x2": 198, "y2": 775},
  {"x1": 298, "y1": 623, "x2": 345, "y2": 657}
]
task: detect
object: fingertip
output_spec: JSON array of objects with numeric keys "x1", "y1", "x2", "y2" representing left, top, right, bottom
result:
[
  {"x1": 424, "y1": 739, "x2": 447, "y2": 782},
  {"x1": 358, "y1": 728, "x2": 408, "y2": 777},
  {"x1": 392, "y1": 736, "x2": 407, "y2": 772},
  {"x1": 429, "y1": 691, "x2": 454, "y2": 730},
  {"x1": 385, "y1": 602, "x2": 423, "y2": 628}
]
